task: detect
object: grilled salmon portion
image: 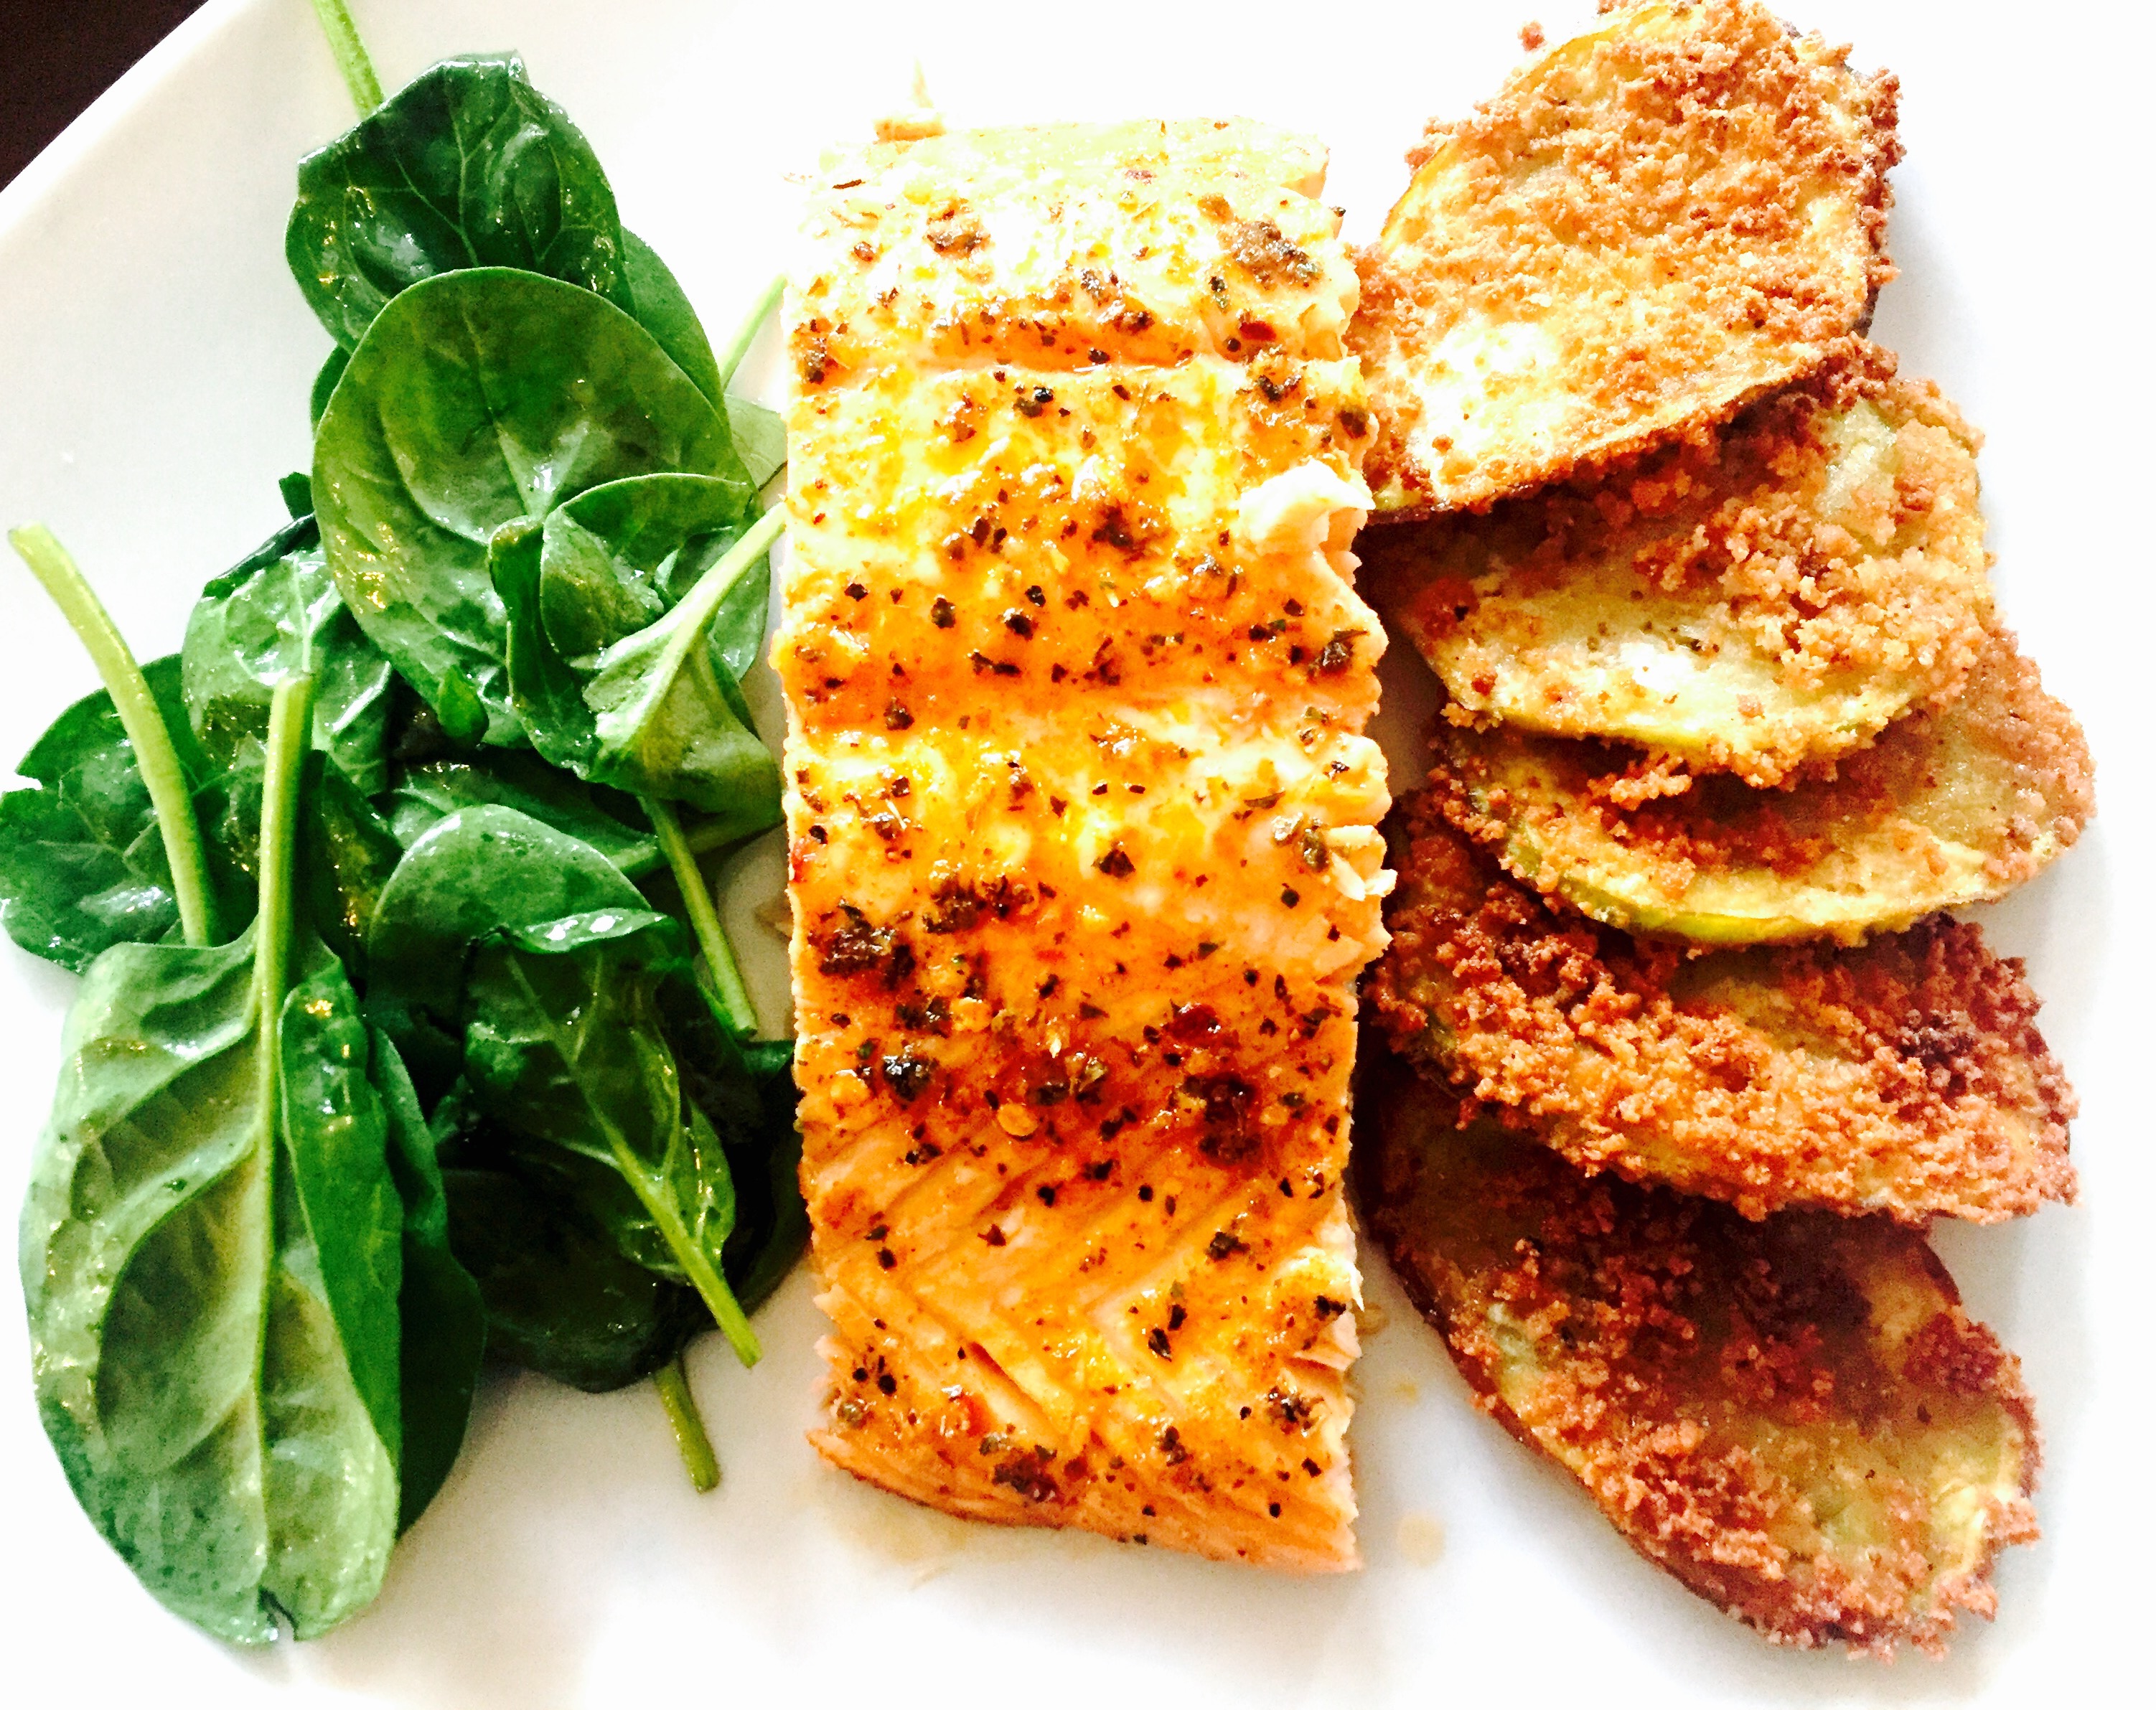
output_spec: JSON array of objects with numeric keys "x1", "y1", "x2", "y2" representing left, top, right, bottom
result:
[{"x1": 781, "y1": 120, "x2": 1387, "y2": 1570}]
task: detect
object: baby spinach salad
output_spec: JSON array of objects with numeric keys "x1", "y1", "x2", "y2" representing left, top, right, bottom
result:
[{"x1": 4, "y1": 0, "x2": 798, "y2": 1644}]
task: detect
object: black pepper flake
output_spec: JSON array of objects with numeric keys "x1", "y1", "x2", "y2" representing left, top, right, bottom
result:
[
  {"x1": 1147, "y1": 1327, "x2": 1173, "y2": 1358},
  {"x1": 1003, "y1": 609, "x2": 1035, "y2": 639},
  {"x1": 983, "y1": 1225, "x2": 1008, "y2": 1246},
  {"x1": 1313, "y1": 1296, "x2": 1346, "y2": 1319},
  {"x1": 845, "y1": 581, "x2": 868, "y2": 601},
  {"x1": 1206, "y1": 1230, "x2": 1246, "y2": 1261},
  {"x1": 1267, "y1": 1502, "x2": 1282, "y2": 1518},
  {"x1": 1168, "y1": 1304, "x2": 1187, "y2": 1331},
  {"x1": 1036, "y1": 1184, "x2": 1058, "y2": 1206},
  {"x1": 876, "y1": 1247, "x2": 896, "y2": 1269},
  {"x1": 1314, "y1": 629, "x2": 1363, "y2": 675},
  {"x1": 884, "y1": 698, "x2": 914, "y2": 730},
  {"x1": 931, "y1": 596, "x2": 957, "y2": 628},
  {"x1": 1196, "y1": 941, "x2": 1219, "y2": 959},
  {"x1": 1026, "y1": 584, "x2": 1046, "y2": 606},
  {"x1": 877, "y1": 1373, "x2": 898, "y2": 1396},
  {"x1": 1281, "y1": 888, "x2": 1300, "y2": 908},
  {"x1": 1160, "y1": 1426, "x2": 1188, "y2": 1465},
  {"x1": 1096, "y1": 845, "x2": 1135, "y2": 878}
]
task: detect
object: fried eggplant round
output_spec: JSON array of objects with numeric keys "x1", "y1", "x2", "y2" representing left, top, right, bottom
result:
[
  {"x1": 1432, "y1": 626, "x2": 2093, "y2": 944},
  {"x1": 1356, "y1": 1063, "x2": 2041, "y2": 1657},
  {"x1": 1350, "y1": 0, "x2": 1898, "y2": 513},
  {"x1": 1367, "y1": 794, "x2": 2075, "y2": 1221},
  {"x1": 1363, "y1": 357, "x2": 1992, "y2": 786}
]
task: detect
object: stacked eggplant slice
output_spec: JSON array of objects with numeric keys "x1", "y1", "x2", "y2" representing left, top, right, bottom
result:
[{"x1": 1349, "y1": 0, "x2": 2091, "y2": 1658}]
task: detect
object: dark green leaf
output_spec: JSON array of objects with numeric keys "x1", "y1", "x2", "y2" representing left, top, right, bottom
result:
[
  {"x1": 309, "y1": 348, "x2": 350, "y2": 430},
  {"x1": 728, "y1": 398, "x2": 787, "y2": 493},
  {"x1": 441, "y1": 1162, "x2": 705, "y2": 1391},
  {"x1": 388, "y1": 752, "x2": 658, "y2": 875},
  {"x1": 621, "y1": 230, "x2": 723, "y2": 408},
  {"x1": 459, "y1": 908, "x2": 753, "y2": 1350},
  {"x1": 0, "y1": 655, "x2": 216, "y2": 971},
  {"x1": 312, "y1": 268, "x2": 745, "y2": 743},
  {"x1": 370, "y1": 1030, "x2": 484, "y2": 1528},
  {"x1": 538, "y1": 474, "x2": 754, "y2": 659},
  {"x1": 181, "y1": 512, "x2": 394, "y2": 796},
  {"x1": 661, "y1": 981, "x2": 804, "y2": 1312},
  {"x1": 300, "y1": 756, "x2": 404, "y2": 974},
  {"x1": 22, "y1": 930, "x2": 405, "y2": 1643},
  {"x1": 582, "y1": 573, "x2": 782, "y2": 828},
  {"x1": 286, "y1": 53, "x2": 628, "y2": 351},
  {"x1": 367, "y1": 804, "x2": 650, "y2": 1079}
]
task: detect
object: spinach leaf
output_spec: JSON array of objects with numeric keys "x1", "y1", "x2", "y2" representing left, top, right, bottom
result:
[
  {"x1": 19, "y1": 679, "x2": 441, "y2": 1643},
  {"x1": 661, "y1": 983, "x2": 805, "y2": 1313},
  {"x1": 617, "y1": 237, "x2": 783, "y2": 486},
  {"x1": 312, "y1": 268, "x2": 745, "y2": 743},
  {"x1": 182, "y1": 511, "x2": 394, "y2": 796},
  {"x1": 367, "y1": 803, "x2": 650, "y2": 1082},
  {"x1": 581, "y1": 522, "x2": 782, "y2": 830},
  {"x1": 370, "y1": 1031, "x2": 485, "y2": 1528},
  {"x1": 495, "y1": 492, "x2": 782, "y2": 826},
  {"x1": 459, "y1": 907, "x2": 757, "y2": 1361},
  {"x1": 388, "y1": 752, "x2": 660, "y2": 874},
  {"x1": 728, "y1": 398, "x2": 787, "y2": 494},
  {"x1": 287, "y1": 54, "x2": 628, "y2": 352},
  {"x1": 621, "y1": 231, "x2": 723, "y2": 408},
  {"x1": 0, "y1": 656, "x2": 217, "y2": 970},
  {"x1": 309, "y1": 348, "x2": 349, "y2": 430},
  {"x1": 441, "y1": 1160, "x2": 705, "y2": 1392}
]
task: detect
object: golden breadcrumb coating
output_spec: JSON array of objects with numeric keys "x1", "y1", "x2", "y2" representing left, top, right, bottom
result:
[
  {"x1": 1362, "y1": 349, "x2": 1995, "y2": 786},
  {"x1": 1367, "y1": 791, "x2": 2076, "y2": 1221},
  {"x1": 1433, "y1": 625, "x2": 2094, "y2": 944},
  {"x1": 1351, "y1": 0, "x2": 1900, "y2": 514},
  {"x1": 1357, "y1": 1065, "x2": 2041, "y2": 1658}
]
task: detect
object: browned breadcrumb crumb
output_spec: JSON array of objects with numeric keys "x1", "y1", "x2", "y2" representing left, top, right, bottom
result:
[
  {"x1": 1433, "y1": 624, "x2": 2094, "y2": 939},
  {"x1": 1360, "y1": 347, "x2": 1997, "y2": 786},
  {"x1": 1351, "y1": 0, "x2": 1901, "y2": 514},
  {"x1": 1367, "y1": 791, "x2": 2076, "y2": 1221},
  {"x1": 1357, "y1": 1066, "x2": 2041, "y2": 1658},
  {"x1": 1519, "y1": 20, "x2": 1546, "y2": 52}
]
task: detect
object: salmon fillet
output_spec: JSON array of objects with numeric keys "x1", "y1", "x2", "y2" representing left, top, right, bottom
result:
[{"x1": 779, "y1": 120, "x2": 1389, "y2": 1569}]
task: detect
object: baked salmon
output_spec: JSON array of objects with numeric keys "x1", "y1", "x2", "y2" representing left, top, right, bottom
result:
[{"x1": 779, "y1": 119, "x2": 1387, "y2": 1569}]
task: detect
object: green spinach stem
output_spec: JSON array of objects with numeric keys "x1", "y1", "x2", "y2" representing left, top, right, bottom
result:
[
  {"x1": 653, "y1": 1357, "x2": 720, "y2": 1493},
  {"x1": 716, "y1": 275, "x2": 785, "y2": 390},
  {"x1": 645, "y1": 797, "x2": 759, "y2": 1038},
  {"x1": 306, "y1": 0, "x2": 385, "y2": 114},
  {"x1": 9, "y1": 525, "x2": 218, "y2": 947},
  {"x1": 255, "y1": 675, "x2": 316, "y2": 1071}
]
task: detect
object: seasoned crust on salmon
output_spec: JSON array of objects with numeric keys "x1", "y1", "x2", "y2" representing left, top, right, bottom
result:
[
  {"x1": 782, "y1": 120, "x2": 1388, "y2": 1571},
  {"x1": 1367, "y1": 790, "x2": 2076, "y2": 1222},
  {"x1": 1349, "y1": 0, "x2": 1900, "y2": 515},
  {"x1": 1356, "y1": 1063, "x2": 2042, "y2": 1656}
]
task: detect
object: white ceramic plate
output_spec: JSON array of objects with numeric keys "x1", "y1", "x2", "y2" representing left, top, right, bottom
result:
[{"x1": 2, "y1": 1, "x2": 2151, "y2": 1704}]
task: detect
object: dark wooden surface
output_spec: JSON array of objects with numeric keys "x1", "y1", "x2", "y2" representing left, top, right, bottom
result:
[{"x1": 1, "y1": 1, "x2": 210, "y2": 188}]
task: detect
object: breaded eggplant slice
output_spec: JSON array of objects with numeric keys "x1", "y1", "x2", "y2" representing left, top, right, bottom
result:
[
  {"x1": 1356, "y1": 1063, "x2": 2040, "y2": 1657},
  {"x1": 1367, "y1": 794, "x2": 2076, "y2": 1221},
  {"x1": 1362, "y1": 354, "x2": 1992, "y2": 786},
  {"x1": 1350, "y1": 0, "x2": 1899, "y2": 515},
  {"x1": 1433, "y1": 627, "x2": 2093, "y2": 944}
]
